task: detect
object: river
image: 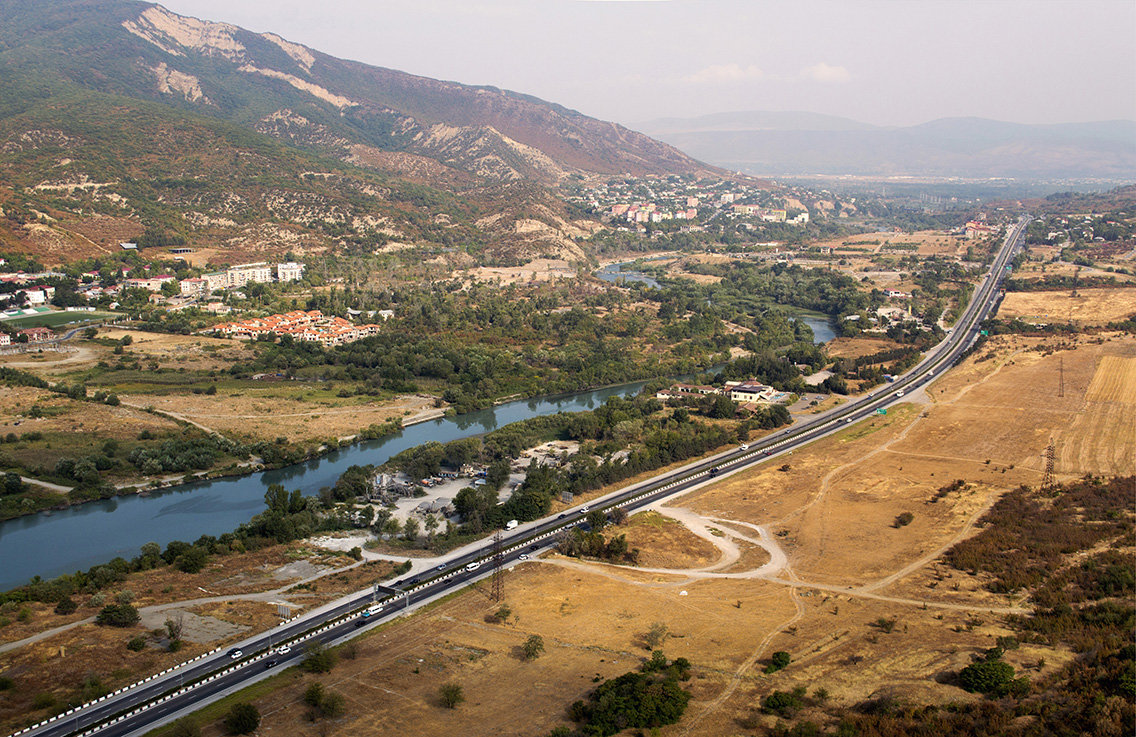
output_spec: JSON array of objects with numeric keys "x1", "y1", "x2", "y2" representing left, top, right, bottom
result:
[{"x1": 0, "y1": 380, "x2": 651, "y2": 590}]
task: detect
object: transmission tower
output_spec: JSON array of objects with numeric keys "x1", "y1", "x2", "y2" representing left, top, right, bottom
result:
[
  {"x1": 490, "y1": 530, "x2": 504, "y2": 602},
  {"x1": 1042, "y1": 442, "x2": 1056, "y2": 489}
]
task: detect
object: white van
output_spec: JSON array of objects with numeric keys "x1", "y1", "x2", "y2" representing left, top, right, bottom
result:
[{"x1": 465, "y1": 561, "x2": 481, "y2": 572}]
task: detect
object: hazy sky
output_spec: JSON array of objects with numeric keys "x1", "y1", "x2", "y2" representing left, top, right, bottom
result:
[{"x1": 158, "y1": 0, "x2": 1136, "y2": 129}]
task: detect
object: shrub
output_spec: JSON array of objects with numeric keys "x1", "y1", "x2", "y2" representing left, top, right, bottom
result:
[
  {"x1": 54, "y1": 598, "x2": 78, "y2": 615},
  {"x1": 302, "y1": 642, "x2": 338, "y2": 673},
  {"x1": 522, "y1": 634, "x2": 545, "y2": 661},
  {"x1": 223, "y1": 703, "x2": 260, "y2": 734},
  {"x1": 959, "y1": 659, "x2": 1017, "y2": 696},
  {"x1": 765, "y1": 650, "x2": 791, "y2": 673},
  {"x1": 96, "y1": 603, "x2": 139, "y2": 627},
  {"x1": 762, "y1": 686, "x2": 807, "y2": 717},
  {"x1": 894, "y1": 511, "x2": 915, "y2": 528},
  {"x1": 439, "y1": 682, "x2": 465, "y2": 709},
  {"x1": 126, "y1": 635, "x2": 147, "y2": 651}
]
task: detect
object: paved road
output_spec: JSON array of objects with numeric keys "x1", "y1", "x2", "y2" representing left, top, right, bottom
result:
[{"x1": 14, "y1": 217, "x2": 1029, "y2": 737}]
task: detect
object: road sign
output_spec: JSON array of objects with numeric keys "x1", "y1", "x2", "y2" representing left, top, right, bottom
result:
[
  {"x1": 875, "y1": 408, "x2": 887, "y2": 415},
  {"x1": 980, "y1": 330, "x2": 989, "y2": 336}
]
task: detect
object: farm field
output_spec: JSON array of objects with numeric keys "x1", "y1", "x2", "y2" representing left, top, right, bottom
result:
[
  {"x1": 999, "y1": 286, "x2": 1136, "y2": 325},
  {"x1": 153, "y1": 331, "x2": 1134, "y2": 737}
]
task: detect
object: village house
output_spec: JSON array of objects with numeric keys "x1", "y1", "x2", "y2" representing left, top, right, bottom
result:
[{"x1": 18, "y1": 327, "x2": 54, "y2": 343}]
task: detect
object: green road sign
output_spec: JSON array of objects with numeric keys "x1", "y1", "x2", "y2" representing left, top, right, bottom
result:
[
  {"x1": 980, "y1": 330, "x2": 989, "y2": 336},
  {"x1": 875, "y1": 408, "x2": 887, "y2": 415}
]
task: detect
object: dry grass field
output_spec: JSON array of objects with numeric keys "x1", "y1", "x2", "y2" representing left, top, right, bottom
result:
[
  {"x1": 999, "y1": 287, "x2": 1136, "y2": 325},
  {"x1": 152, "y1": 332, "x2": 1134, "y2": 737}
]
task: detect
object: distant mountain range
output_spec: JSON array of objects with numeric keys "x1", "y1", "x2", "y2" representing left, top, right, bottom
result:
[{"x1": 636, "y1": 111, "x2": 1136, "y2": 182}]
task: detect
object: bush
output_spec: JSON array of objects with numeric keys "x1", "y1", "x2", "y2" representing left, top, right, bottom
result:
[
  {"x1": 302, "y1": 642, "x2": 338, "y2": 673},
  {"x1": 0, "y1": 675, "x2": 14, "y2": 691},
  {"x1": 126, "y1": 635, "x2": 147, "y2": 651},
  {"x1": 439, "y1": 682, "x2": 465, "y2": 709},
  {"x1": 894, "y1": 511, "x2": 915, "y2": 528},
  {"x1": 762, "y1": 686, "x2": 807, "y2": 717},
  {"x1": 54, "y1": 598, "x2": 78, "y2": 615},
  {"x1": 522, "y1": 634, "x2": 545, "y2": 661},
  {"x1": 223, "y1": 703, "x2": 260, "y2": 734},
  {"x1": 959, "y1": 658, "x2": 1017, "y2": 696},
  {"x1": 765, "y1": 650, "x2": 791, "y2": 673},
  {"x1": 96, "y1": 603, "x2": 140, "y2": 627}
]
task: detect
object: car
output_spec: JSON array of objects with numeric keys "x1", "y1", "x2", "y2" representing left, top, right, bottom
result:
[
  {"x1": 465, "y1": 561, "x2": 481, "y2": 572},
  {"x1": 264, "y1": 658, "x2": 278, "y2": 668},
  {"x1": 275, "y1": 645, "x2": 291, "y2": 655},
  {"x1": 845, "y1": 417, "x2": 852, "y2": 423},
  {"x1": 436, "y1": 564, "x2": 446, "y2": 571},
  {"x1": 529, "y1": 543, "x2": 539, "y2": 551},
  {"x1": 764, "y1": 450, "x2": 772, "y2": 456},
  {"x1": 557, "y1": 513, "x2": 567, "y2": 519},
  {"x1": 227, "y1": 648, "x2": 243, "y2": 659},
  {"x1": 739, "y1": 443, "x2": 749, "y2": 450},
  {"x1": 581, "y1": 505, "x2": 589, "y2": 513},
  {"x1": 519, "y1": 554, "x2": 529, "y2": 561}
]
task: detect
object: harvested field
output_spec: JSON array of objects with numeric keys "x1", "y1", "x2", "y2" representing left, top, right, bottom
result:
[
  {"x1": 999, "y1": 287, "x2": 1136, "y2": 325},
  {"x1": 127, "y1": 390, "x2": 441, "y2": 445},
  {"x1": 825, "y1": 336, "x2": 904, "y2": 359}
]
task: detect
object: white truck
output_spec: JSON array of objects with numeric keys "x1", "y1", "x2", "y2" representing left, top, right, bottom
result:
[{"x1": 505, "y1": 519, "x2": 519, "y2": 530}]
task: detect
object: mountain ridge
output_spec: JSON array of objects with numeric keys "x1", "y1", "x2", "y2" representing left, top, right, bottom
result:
[{"x1": 637, "y1": 110, "x2": 1136, "y2": 181}]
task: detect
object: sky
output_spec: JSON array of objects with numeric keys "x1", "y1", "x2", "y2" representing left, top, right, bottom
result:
[{"x1": 158, "y1": 0, "x2": 1136, "y2": 129}]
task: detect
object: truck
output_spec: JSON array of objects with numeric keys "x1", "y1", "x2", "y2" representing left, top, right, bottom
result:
[
  {"x1": 361, "y1": 603, "x2": 383, "y2": 618},
  {"x1": 505, "y1": 519, "x2": 519, "y2": 530}
]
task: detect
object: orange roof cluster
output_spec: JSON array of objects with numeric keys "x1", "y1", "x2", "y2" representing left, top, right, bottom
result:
[{"x1": 212, "y1": 310, "x2": 382, "y2": 347}]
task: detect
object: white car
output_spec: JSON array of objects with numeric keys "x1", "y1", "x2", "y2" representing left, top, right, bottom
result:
[
  {"x1": 739, "y1": 443, "x2": 749, "y2": 450},
  {"x1": 276, "y1": 645, "x2": 291, "y2": 655},
  {"x1": 227, "y1": 648, "x2": 243, "y2": 659},
  {"x1": 465, "y1": 561, "x2": 481, "y2": 572},
  {"x1": 518, "y1": 554, "x2": 529, "y2": 561}
]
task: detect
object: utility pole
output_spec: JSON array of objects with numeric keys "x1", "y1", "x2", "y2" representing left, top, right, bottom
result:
[{"x1": 491, "y1": 531, "x2": 504, "y2": 603}]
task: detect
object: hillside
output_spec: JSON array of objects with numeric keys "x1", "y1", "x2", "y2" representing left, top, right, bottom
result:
[
  {"x1": 637, "y1": 110, "x2": 1136, "y2": 181},
  {"x1": 0, "y1": 0, "x2": 717, "y2": 266},
  {"x1": 0, "y1": 0, "x2": 712, "y2": 184}
]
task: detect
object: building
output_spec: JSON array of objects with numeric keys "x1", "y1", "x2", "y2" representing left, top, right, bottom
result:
[
  {"x1": 224, "y1": 262, "x2": 273, "y2": 288},
  {"x1": 18, "y1": 327, "x2": 54, "y2": 343},
  {"x1": 276, "y1": 262, "x2": 305, "y2": 283},
  {"x1": 179, "y1": 277, "x2": 208, "y2": 297},
  {"x1": 0, "y1": 333, "x2": 10, "y2": 347},
  {"x1": 123, "y1": 275, "x2": 176, "y2": 293},
  {"x1": 727, "y1": 381, "x2": 777, "y2": 403}
]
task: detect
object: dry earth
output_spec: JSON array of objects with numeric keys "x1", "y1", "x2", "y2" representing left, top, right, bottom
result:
[
  {"x1": 999, "y1": 287, "x2": 1136, "y2": 325},
  {"x1": 162, "y1": 331, "x2": 1134, "y2": 737}
]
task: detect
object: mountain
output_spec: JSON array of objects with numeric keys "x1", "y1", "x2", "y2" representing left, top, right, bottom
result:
[
  {"x1": 0, "y1": 0, "x2": 717, "y2": 265},
  {"x1": 636, "y1": 111, "x2": 1136, "y2": 181},
  {"x1": 0, "y1": 0, "x2": 710, "y2": 183}
]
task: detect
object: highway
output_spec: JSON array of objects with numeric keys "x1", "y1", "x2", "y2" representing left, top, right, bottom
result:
[{"x1": 13, "y1": 215, "x2": 1029, "y2": 737}]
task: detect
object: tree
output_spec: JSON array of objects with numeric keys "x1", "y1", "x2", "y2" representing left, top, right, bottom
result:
[
  {"x1": 402, "y1": 516, "x2": 420, "y2": 541},
  {"x1": 303, "y1": 682, "x2": 326, "y2": 708},
  {"x1": 438, "y1": 682, "x2": 465, "y2": 709},
  {"x1": 522, "y1": 634, "x2": 545, "y2": 661},
  {"x1": 223, "y1": 703, "x2": 260, "y2": 734},
  {"x1": 586, "y1": 509, "x2": 608, "y2": 532},
  {"x1": 894, "y1": 511, "x2": 915, "y2": 528},
  {"x1": 2, "y1": 472, "x2": 24, "y2": 496}
]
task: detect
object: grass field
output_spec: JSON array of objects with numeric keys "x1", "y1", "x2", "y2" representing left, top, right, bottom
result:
[{"x1": 0, "y1": 310, "x2": 121, "y2": 330}]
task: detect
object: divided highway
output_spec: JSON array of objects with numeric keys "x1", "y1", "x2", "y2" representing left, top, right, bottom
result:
[{"x1": 14, "y1": 216, "x2": 1030, "y2": 737}]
